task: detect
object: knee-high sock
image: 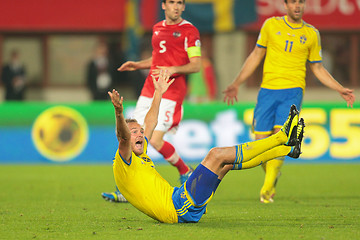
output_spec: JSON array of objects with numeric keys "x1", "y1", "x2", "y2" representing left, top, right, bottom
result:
[
  {"x1": 233, "y1": 146, "x2": 289, "y2": 170},
  {"x1": 159, "y1": 141, "x2": 189, "y2": 175},
  {"x1": 260, "y1": 157, "x2": 284, "y2": 193},
  {"x1": 233, "y1": 131, "x2": 288, "y2": 169}
]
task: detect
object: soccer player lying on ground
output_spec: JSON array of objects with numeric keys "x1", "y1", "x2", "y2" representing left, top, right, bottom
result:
[{"x1": 109, "y1": 70, "x2": 305, "y2": 223}]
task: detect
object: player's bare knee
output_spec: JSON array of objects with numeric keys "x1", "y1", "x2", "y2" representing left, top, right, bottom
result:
[
  {"x1": 206, "y1": 147, "x2": 223, "y2": 162},
  {"x1": 201, "y1": 147, "x2": 227, "y2": 174}
]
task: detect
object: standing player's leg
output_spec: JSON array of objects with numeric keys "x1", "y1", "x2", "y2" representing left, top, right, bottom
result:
[
  {"x1": 252, "y1": 88, "x2": 282, "y2": 203},
  {"x1": 258, "y1": 128, "x2": 284, "y2": 203},
  {"x1": 259, "y1": 147, "x2": 284, "y2": 203},
  {"x1": 259, "y1": 88, "x2": 303, "y2": 203},
  {"x1": 150, "y1": 98, "x2": 193, "y2": 184},
  {"x1": 150, "y1": 130, "x2": 193, "y2": 184}
]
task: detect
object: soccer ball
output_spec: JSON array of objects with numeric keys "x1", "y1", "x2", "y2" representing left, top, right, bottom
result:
[{"x1": 32, "y1": 106, "x2": 89, "y2": 162}]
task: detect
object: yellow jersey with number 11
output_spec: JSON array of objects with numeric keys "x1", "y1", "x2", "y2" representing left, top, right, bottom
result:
[{"x1": 256, "y1": 15, "x2": 322, "y2": 90}]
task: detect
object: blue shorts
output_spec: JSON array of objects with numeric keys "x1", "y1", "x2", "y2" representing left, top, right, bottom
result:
[
  {"x1": 172, "y1": 184, "x2": 209, "y2": 223},
  {"x1": 253, "y1": 88, "x2": 303, "y2": 134},
  {"x1": 171, "y1": 164, "x2": 218, "y2": 223}
]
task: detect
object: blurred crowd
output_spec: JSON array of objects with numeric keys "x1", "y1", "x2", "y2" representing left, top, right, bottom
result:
[{"x1": 0, "y1": 33, "x2": 356, "y2": 102}]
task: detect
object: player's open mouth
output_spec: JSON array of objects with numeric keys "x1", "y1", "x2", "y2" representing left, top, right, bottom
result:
[{"x1": 135, "y1": 140, "x2": 143, "y2": 148}]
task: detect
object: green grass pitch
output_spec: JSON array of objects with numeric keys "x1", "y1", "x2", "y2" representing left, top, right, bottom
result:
[{"x1": 1, "y1": 163, "x2": 359, "y2": 240}]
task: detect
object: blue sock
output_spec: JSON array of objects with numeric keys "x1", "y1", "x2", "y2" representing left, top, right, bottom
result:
[{"x1": 185, "y1": 164, "x2": 219, "y2": 206}]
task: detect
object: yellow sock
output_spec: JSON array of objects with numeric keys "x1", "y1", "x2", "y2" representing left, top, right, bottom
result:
[
  {"x1": 233, "y1": 131, "x2": 288, "y2": 167},
  {"x1": 234, "y1": 146, "x2": 290, "y2": 170},
  {"x1": 260, "y1": 157, "x2": 284, "y2": 197}
]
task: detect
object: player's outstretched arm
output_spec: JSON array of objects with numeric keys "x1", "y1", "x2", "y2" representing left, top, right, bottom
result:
[
  {"x1": 117, "y1": 57, "x2": 153, "y2": 72},
  {"x1": 223, "y1": 46, "x2": 266, "y2": 105},
  {"x1": 310, "y1": 62, "x2": 356, "y2": 107},
  {"x1": 153, "y1": 56, "x2": 201, "y2": 78},
  {"x1": 144, "y1": 70, "x2": 174, "y2": 140},
  {"x1": 108, "y1": 89, "x2": 132, "y2": 162}
]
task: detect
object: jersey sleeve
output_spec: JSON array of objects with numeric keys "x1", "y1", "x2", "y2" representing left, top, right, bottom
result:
[
  {"x1": 144, "y1": 136, "x2": 149, "y2": 154},
  {"x1": 186, "y1": 26, "x2": 201, "y2": 59},
  {"x1": 256, "y1": 18, "x2": 271, "y2": 48},
  {"x1": 308, "y1": 29, "x2": 322, "y2": 63},
  {"x1": 142, "y1": 137, "x2": 155, "y2": 168}
]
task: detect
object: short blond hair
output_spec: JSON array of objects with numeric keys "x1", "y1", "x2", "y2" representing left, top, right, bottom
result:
[{"x1": 125, "y1": 118, "x2": 138, "y2": 124}]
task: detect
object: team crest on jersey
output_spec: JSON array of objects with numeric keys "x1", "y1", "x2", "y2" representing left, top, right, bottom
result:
[
  {"x1": 173, "y1": 32, "x2": 181, "y2": 38},
  {"x1": 195, "y1": 39, "x2": 201, "y2": 47},
  {"x1": 300, "y1": 35, "x2": 307, "y2": 44},
  {"x1": 181, "y1": 191, "x2": 186, "y2": 199}
]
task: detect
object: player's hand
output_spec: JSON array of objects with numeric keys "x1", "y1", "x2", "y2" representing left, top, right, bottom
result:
[
  {"x1": 108, "y1": 89, "x2": 124, "y2": 113},
  {"x1": 223, "y1": 84, "x2": 239, "y2": 105},
  {"x1": 340, "y1": 88, "x2": 355, "y2": 108},
  {"x1": 153, "y1": 66, "x2": 176, "y2": 78},
  {"x1": 151, "y1": 70, "x2": 175, "y2": 95},
  {"x1": 117, "y1": 61, "x2": 138, "y2": 71}
]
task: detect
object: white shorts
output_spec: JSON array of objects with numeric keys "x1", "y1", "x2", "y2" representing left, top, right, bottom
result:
[{"x1": 133, "y1": 96, "x2": 183, "y2": 134}]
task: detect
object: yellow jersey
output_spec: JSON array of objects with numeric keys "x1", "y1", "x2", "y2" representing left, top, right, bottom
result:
[
  {"x1": 256, "y1": 16, "x2": 322, "y2": 90},
  {"x1": 113, "y1": 137, "x2": 178, "y2": 223}
]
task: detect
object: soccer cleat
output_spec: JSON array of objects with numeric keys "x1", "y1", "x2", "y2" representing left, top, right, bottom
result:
[
  {"x1": 297, "y1": 118, "x2": 305, "y2": 142},
  {"x1": 287, "y1": 118, "x2": 305, "y2": 159},
  {"x1": 101, "y1": 188, "x2": 128, "y2": 203},
  {"x1": 281, "y1": 104, "x2": 299, "y2": 146},
  {"x1": 180, "y1": 167, "x2": 194, "y2": 184},
  {"x1": 260, "y1": 190, "x2": 274, "y2": 204},
  {"x1": 268, "y1": 187, "x2": 276, "y2": 203}
]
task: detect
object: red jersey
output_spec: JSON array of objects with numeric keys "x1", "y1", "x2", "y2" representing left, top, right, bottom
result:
[{"x1": 140, "y1": 19, "x2": 201, "y2": 103}]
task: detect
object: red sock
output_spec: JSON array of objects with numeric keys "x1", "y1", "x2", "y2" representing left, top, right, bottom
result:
[
  {"x1": 158, "y1": 141, "x2": 189, "y2": 175},
  {"x1": 173, "y1": 160, "x2": 190, "y2": 175}
]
